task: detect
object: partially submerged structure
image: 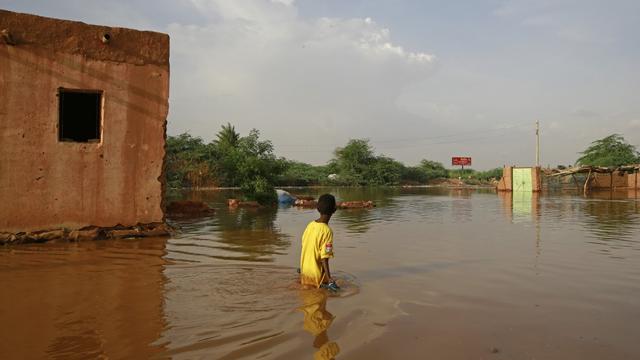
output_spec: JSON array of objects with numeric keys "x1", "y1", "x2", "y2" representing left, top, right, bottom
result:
[
  {"x1": 497, "y1": 164, "x2": 640, "y2": 194},
  {"x1": 547, "y1": 165, "x2": 640, "y2": 194},
  {"x1": 496, "y1": 166, "x2": 542, "y2": 192},
  {"x1": 0, "y1": 10, "x2": 170, "y2": 243}
]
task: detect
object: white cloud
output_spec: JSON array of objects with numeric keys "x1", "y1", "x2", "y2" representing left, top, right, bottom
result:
[
  {"x1": 167, "y1": 0, "x2": 435, "y2": 163},
  {"x1": 492, "y1": 0, "x2": 633, "y2": 44},
  {"x1": 271, "y1": 0, "x2": 295, "y2": 5},
  {"x1": 3, "y1": 0, "x2": 639, "y2": 169},
  {"x1": 394, "y1": 99, "x2": 459, "y2": 122},
  {"x1": 570, "y1": 109, "x2": 599, "y2": 118}
]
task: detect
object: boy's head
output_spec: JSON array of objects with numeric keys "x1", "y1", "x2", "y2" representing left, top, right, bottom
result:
[{"x1": 317, "y1": 194, "x2": 337, "y2": 216}]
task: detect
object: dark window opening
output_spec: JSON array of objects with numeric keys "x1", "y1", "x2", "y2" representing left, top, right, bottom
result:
[{"x1": 58, "y1": 89, "x2": 102, "y2": 142}]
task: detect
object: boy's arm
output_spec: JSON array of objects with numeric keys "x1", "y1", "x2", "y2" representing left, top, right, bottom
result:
[{"x1": 321, "y1": 258, "x2": 332, "y2": 282}]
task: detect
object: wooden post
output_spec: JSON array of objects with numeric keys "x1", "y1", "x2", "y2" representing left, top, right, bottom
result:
[
  {"x1": 583, "y1": 169, "x2": 592, "y2": 196},
  {"x1": 535, "y1": 120, "x2": 540, "y2": 167}
]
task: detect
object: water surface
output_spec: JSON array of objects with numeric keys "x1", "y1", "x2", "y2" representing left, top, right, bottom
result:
[{"x1": 1, "y1": 188, "x2": 639, "y2": 359}]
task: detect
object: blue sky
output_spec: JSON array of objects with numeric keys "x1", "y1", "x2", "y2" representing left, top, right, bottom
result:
[{"x1": 2, "y1": 0, "x2": 639, "y2": 168}]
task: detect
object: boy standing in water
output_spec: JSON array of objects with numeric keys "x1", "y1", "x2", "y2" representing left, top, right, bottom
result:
[{"x1": 300, "y1": 194, "x2": 340, "y2": 292}]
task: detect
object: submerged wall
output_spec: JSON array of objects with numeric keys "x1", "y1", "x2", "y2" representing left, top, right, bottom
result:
[
  {"x1": 629, "y1": 173, "x2": 640, "y2": 190},
  {"x1": 0, "y1": 10, "x2": 169, "y2": 233},
  {"x1": 591, "y1": 171, "x2": 629, "y2": 189}
]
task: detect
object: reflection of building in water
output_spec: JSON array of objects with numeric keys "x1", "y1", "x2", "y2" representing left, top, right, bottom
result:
[
  {"x1": 498, "y1": 191, "x2": 540, "y2": 223},
  {"x1": 587, "y1": 189, "x2": 640, "y2": 201},
  {"x1": 512, "y1": 190, "x2": 531, "y2": 217},
  {"x1": 512, "y1": 191, "x2": 539, "y2": 220},
  {"x1": 298, "y1": 289, "x2": 340, "y2": 360},
  {"x1": 0, "y1": 239, "x2": 168, "y2": 359},
  {"x1": 582, "y1": 195, "x2": 640, "y2": 245},
  {"x1": 498, "y1": 191, "x2": 542, "y2": 266}
]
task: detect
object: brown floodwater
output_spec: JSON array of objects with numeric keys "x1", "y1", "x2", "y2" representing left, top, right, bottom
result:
[{"x1": 1, "y1": 188, "x2": 640, "y2": 359}]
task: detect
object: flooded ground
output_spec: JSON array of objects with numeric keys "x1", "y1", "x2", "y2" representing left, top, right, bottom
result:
[{"x1": 1, "y1": 187, "x2": 640, "y2": 359}]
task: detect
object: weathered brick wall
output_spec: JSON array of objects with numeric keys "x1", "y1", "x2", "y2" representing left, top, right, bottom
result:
[
  {"x1": 497, "y1": 166, "x2": 512, "y2": 191},
  {"x1": 591, "y1": 172, "x2": 629, "y2": 189},
  {"x1": 0, "y1": 10, "x2": 169, "y2": 233},
  {"x1": 628, "y1": 173, "x2": 640, "y2": 189},
  {"x1": 532, "y1": 166, "x2": 542, "y2": 192}
]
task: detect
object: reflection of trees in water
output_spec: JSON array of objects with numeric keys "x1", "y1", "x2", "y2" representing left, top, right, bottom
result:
[
  {"x1": 291, "y1": 187, "x2": 401, "y2": 235},
  {"x1": 450, "y1": 199, "x2": 472, "y2": 223},
  {"x1": 324, "y1": 187, "x2": 491, "y2": 233},
  {"x1": 171, "y1": 190, "x2": 290, "y2": 262},
  {"x1": 334, "y1": 208, "x2": 375, "y2": 234},
  {"x1": 334, "y1": 188, "x2": 401, "y2": 235},
  {"x1": 333, "y1": 187, "x2": 399, "y2": 208},
  {"x1": 582, "y1": 197, "x2": 640, "y2": 250},
  {"x1": 212, "y1": 206, "x2": 291, "y2": 262},
  {"x1": 450, "y1": 189, "x2": 474, "y2": 223},
  {"x1": 272, "y1": 186, "x2": 400, "y2": 207},
  {"x1": 171, "y1": 188, "x2": 242, "y2": 208}
]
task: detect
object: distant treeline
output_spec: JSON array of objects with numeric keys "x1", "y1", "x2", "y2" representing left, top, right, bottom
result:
[{"x1": 166, "y1": 124, "x2": 503, "y2": 203}]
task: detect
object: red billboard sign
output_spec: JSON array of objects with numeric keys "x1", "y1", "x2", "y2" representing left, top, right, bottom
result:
[{"x1": 452, "y1": 157, "x2": 472, "y2": 166}]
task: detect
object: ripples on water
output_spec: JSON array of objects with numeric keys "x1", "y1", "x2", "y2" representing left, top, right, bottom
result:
[{"x1": 1, "y1": 188, "x2": 639, "y2": 359}]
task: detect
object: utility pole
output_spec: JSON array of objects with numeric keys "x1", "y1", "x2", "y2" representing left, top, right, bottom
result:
[{"x1": 535, "y1": 120, "x2": 540, "y2": 167}]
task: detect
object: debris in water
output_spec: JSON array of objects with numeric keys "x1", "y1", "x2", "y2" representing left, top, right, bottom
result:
[{"x1": 167, "y1": 200, "x2": 215, "y2": 217}]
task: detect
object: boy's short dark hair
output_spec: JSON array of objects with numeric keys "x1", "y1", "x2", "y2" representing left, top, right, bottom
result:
[{"x1": 317, "y1": 194, "x2": 337, "y2": 215}]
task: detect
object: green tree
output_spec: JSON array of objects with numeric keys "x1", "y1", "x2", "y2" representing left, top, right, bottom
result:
[
  {"x1": 166, "y1": 126, "x2": 287, "y2": 204},
  {"x1": 576, "y1": 134, "x2": 640, "y2": 167},
  {"x1": 332, "y1": 139, "x2": 375, "y2": 185},
  {"x1": 232, "y1": 129, "x2": 287, "y2": 205},
  {"x1": 366, "y1": 156, "x2": 405, "y2": 185},
  {"x1": 278, "y1": 161, "x2": 332, "y2": 186},
  {"x1": 166, "y1": 133, "x2": 216, "y2": 188},
  {"x1": 474, "y1": 168, "x2": 503, "y2": 180},
  {"x1": 419, "y1": 160, "x2": 448, "y2": 180},
  {"x1": 213, "y1": 123, "x2": 240, "y2": 148},
  {"x1": 401, "y1": 166, "x2": 429, "y2": 184}
]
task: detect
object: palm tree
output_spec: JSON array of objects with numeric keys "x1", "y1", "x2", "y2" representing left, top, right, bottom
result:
[{"x1": 214, "y1": 123, "x2": 240, "y2": 148}]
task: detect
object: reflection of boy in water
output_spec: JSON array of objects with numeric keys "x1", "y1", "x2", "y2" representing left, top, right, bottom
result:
[
  {"x1": 300, "y1": 194, "x2": 338, "y2": 290},
  {"x1": 299, "y1": 289, "x2": 340, "y2": 360}
]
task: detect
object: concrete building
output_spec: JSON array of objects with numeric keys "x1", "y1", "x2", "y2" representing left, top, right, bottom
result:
[{"x1": 0, "y1": 10, "x2": 170, "y2": 242}]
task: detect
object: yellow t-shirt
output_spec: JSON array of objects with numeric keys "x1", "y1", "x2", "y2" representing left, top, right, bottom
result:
[{"x1": 300, "y1": 221, "x2": 334, "y2": 287}]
